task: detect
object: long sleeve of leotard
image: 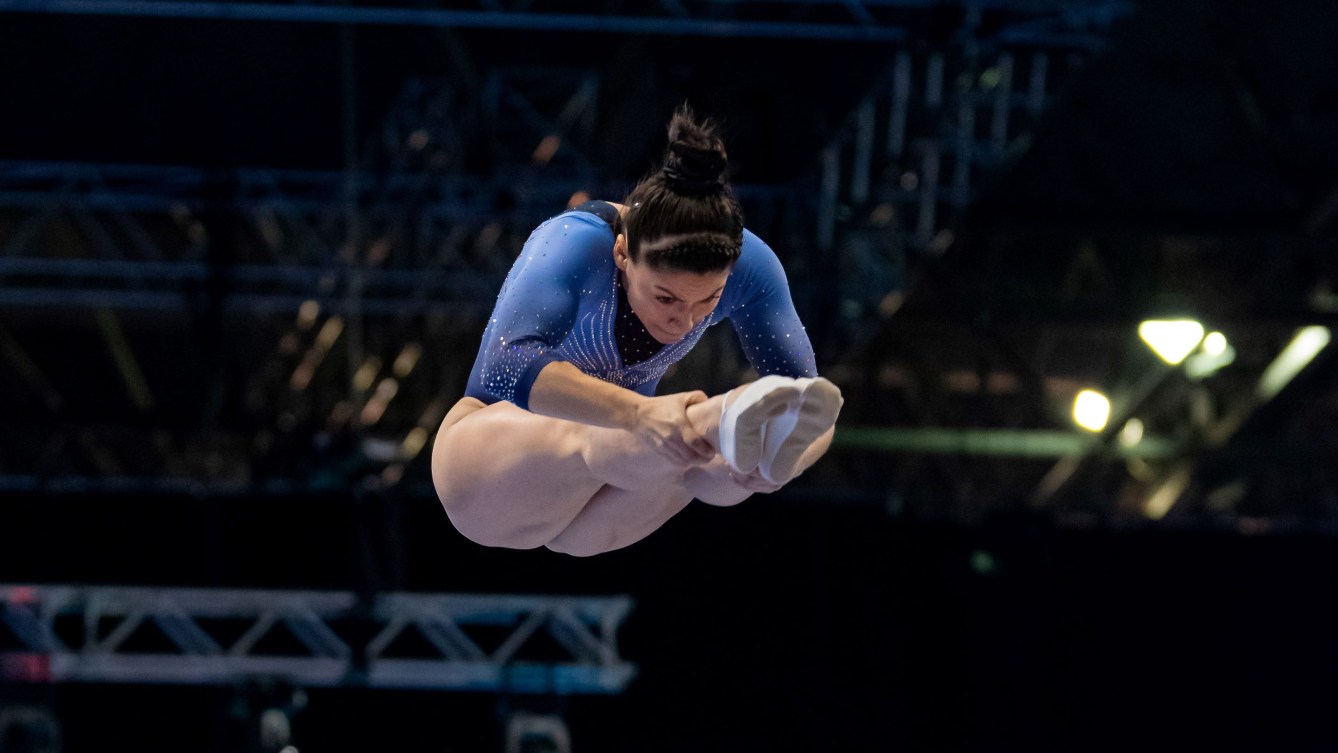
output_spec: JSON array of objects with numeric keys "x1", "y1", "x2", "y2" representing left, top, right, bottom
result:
[
  {"x1": 725, "y1": 232, "x2": 819, "y2": 379},
  {"x1": 465, "y1": 212, "x2": 610, "y2": 409}
]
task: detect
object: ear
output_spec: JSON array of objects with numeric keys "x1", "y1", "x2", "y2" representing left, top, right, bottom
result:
[{"x1": 613, "y1": 234, "x2": 629, "y2": 268}]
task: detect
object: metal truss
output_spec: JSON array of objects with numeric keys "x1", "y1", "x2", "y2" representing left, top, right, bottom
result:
[
  {"x1": 3, "y1": 0, "x2": 910, "y2": 42},
  {"x1": 806, "y1": 34, "x2": 1110, "y2": 380},
  {"x1": 0, "y1": 585, "x2": 636, "y2": 694},
  {"x1": 817, "y1": 44, "x2": 1109, "y2": 254},
  {"x1": 0, "y1": 160, "x2": 798, "y2": 316},
  {"x1": 1, "y1": 0, "x2": 1131, "y2": 44},
  {"x1": 0, "y1": 161, "x2": 568, "y2": 315}
]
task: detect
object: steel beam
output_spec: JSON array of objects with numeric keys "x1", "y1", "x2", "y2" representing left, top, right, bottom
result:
[
  {"x1": 0, "y1": 160, "x2": 798, "y2": 315},
  {"x1": 0, "y1": 0, "x2": 910, "y2": 42},
  {"x1": 0, "y1": 585, "x2": 636, "y2": 694}
]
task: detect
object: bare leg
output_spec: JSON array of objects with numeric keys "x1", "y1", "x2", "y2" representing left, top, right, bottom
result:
[
  {"x1": 431, "y1": 398, "x2": 607, "y2": 550},
  {"x1": 432, "y1": 379, "x2": 836, "y2": 555},
  {"x1": 432, "y1": 392, "x2": 727, "y2": 549},
  {"x1": 543, "y1": 397, "x2": 764, "y2": 556},
  {"x1": 684, "y1": 456, "x2": 760, "y2": 507},
  {"x1": 545, "y1": 482, "x2": 696, "y2": 557}
]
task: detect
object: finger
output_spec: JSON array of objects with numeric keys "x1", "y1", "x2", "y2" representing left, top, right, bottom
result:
[{"x1": 682, "y1": 390, "x2": 709, "y2": 407}]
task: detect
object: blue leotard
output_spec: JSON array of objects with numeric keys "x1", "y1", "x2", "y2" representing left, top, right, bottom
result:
[{"x1": 465, "y1": 207, "x2": 817, "y2": 409}]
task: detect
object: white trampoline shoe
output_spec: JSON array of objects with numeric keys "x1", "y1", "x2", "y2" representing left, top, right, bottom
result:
[
  {"x1": 717, "y1": 375, "x2": 803, "y2": 476},
  {"x1": 756, "y1": 376, "x2": 843, "y2": 484}
]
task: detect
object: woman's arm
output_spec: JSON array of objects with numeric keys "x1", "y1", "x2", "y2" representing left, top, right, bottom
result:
[
  {"x1": 726, "y1": 231, "x2": 819, "y2": 379},
  {"x1": 468, "y1": 216, "x2": 587, "y2": 407},
  {"x1": 528, "y1": 361, "x2": 715, "y2": 466}
]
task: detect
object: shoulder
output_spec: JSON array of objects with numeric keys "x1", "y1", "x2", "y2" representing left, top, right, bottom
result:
[
  {"x1": 730, "y1": 229, "x2": 788, "y2": 291},
  {"x1": 516, "y1": 210, "x2": 616, "y2": 278},
  {"x1": 567, "y1": 200, "x2": 625, "y2": 233},
  {"x1": 529, "y1": 209, "x2": 617, "y2": 244},
  {"x1": 737, "y1": 228, "x2": 777, "y2": 263}
]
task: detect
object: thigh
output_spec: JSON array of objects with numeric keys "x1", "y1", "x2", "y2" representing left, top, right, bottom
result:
[
  {"x1": 431, "y1": 397, "x2": 605, "y2": 550},
  {"x1": 545, "y1": 482, "x2": 695, "y2": 557}
]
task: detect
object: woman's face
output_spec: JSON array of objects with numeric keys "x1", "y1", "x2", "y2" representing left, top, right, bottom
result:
[{"x1": 615, "y1": 234, "x2": 731, "y2": 344}]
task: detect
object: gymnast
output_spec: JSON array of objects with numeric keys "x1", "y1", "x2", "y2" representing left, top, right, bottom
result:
[{"x1": 431, "y1": 107, "x2": 842, "y2": 556}]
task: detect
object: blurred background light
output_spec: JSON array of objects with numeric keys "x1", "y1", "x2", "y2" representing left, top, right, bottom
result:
[
  {"x1": 1139, "y1": 319, "x2": 1205, "y2": 365},
  {"x1": 1073, "y1": 389, "x2": 1111, "y2": 432},
  {"x1": 1185, "y1": 331, "x2": 1236, "y2": 380},
  {"x1": 1119, "y1": 417, "x2": 1144, "y2": 447},
  {"x1": 1202, "y1": 331, "x2": 1228, "y2": 356},
  {"x1": 1257, "y1": 326, "x2": 1332, "y2": 400}
]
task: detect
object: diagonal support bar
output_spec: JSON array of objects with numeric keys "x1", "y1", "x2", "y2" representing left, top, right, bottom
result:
[{"x1": 0, "y1": 585, "x2": 636, "y2": 694}]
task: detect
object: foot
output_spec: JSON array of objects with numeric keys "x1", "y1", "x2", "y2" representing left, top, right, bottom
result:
[
  {"x1": 717, "y1": 376, "x2": 803, "y2": 475},
  {"x1": 757, "y1": 377, "x2": 843, "y2": 484}
]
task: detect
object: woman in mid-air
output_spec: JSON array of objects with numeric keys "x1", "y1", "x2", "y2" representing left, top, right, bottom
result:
[{"x1": 431, "y1": 107, "x2": 842, "y2": 556}]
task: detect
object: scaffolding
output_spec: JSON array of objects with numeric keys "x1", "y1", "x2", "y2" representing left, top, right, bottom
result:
[{"x1": 0, "y1": 584, "x2": 635, "y2": 694}]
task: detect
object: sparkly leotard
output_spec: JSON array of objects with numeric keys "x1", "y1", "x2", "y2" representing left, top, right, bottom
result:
[{"x1": 465, "y1": 205, "x2": 817, "y2": 409}]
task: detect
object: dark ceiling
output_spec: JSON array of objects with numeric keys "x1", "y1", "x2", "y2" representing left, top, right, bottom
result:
[{"x1": 1, "y1": 0, "x2": 1335, "y2": 528}]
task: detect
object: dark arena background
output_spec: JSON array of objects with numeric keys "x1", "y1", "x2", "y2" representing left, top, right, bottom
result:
[{"x1": 2, "y1": 1, "x2": 1338, "y2": 751}]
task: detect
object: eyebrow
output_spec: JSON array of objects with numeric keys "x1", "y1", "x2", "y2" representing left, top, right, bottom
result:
[{"x1": 654, "y1": 285, "x2": 724, "y2": 303}]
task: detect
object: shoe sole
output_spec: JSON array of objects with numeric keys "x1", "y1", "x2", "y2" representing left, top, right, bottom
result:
[
  {"x1": 759, "y1": 377, "x2": 843, "y2": 484},
  {"x1": 719, "y1": 376, "x2": 803, "y2": 474}
]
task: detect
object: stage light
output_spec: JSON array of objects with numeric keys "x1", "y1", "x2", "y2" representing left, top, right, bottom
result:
[
  {"x1": 393, "y1": 343, "x2": 422, "y2": 378},
  {"x1": 401, "y1": 426, "x2": 429, "y2": 459},
  {"x1": 360, "y1": 377, "x2": 400, "y2": 425},
  {"x1": 1185, "y1": 331, "x2": 1236, "y2": 380},
  {"x1": 1073, "y1": 389, "x2": 1111, "y2": 432},
  {"x1": 532, "y1": 134, "x2": 561, "y2": 165},
  {"x1": 1119, "y1": 418, "x2": 1144, "y2": 447},
  {"x1": 315, "y1": 316, "x2": 344, "y2": 352},
  {"x1": 297, "y1": 300, "x2": 320, "y2": 330},
  {"x1": 1138, "y1": 319, "x2": 1205, "y2": 365},
  {"x1": 1258, "y1": 326, "x2": 1331, "y2": 400},
  {"x1": 352, "y1": 356, "x2": 382, "y2": 392}
]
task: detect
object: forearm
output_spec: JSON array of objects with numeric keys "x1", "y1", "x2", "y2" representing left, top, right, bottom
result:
[{"x1": 526, "y1": 360, "x2": 643, "y2": 431}]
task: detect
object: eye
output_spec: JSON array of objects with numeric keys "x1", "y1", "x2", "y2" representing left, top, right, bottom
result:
[{"x1": 656, "y1": 296, "x2": 678, "y2": 305}]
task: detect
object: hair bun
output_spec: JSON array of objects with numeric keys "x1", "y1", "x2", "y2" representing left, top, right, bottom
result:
[{"x1": 661, "y1": 108, "x2": 728, "y2": 196}]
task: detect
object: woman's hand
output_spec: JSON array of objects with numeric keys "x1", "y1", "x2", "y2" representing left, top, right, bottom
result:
[{"x1": 631, "y1": 391, "x2": 715, "y2": 467}]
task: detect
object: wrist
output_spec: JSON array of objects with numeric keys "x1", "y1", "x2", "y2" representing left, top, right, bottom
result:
[{"x1": 621, "y1": 395, "x2": 647, "y2": 432}]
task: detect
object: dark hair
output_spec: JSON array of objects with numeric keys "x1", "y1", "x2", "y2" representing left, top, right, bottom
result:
[{"x1": 622, "y1": 106, "x2": 744, "y2": 274}]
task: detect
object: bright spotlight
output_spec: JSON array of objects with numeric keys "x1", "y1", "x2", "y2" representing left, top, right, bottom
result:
[
  {"x1": 1119, "y1": 418, "x2": 1145, "y2": 447},
  {"x1": 1073, "y1": 389, "x2": 1111, "y2": 432},
  {"x1": 1139, "y1": 320, "x2": 1205, "y2": 365},
  {"x1": 1257, "y1": 326, "x2": 1332, "y2": 400},
  {"x1": 1202, "y1": 331, "x2": 1228, "y2": 356}
]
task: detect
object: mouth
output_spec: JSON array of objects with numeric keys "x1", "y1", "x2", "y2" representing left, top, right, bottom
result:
[{"x1": 654, "y1": 326, "x2": 689, "y2": 343}]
